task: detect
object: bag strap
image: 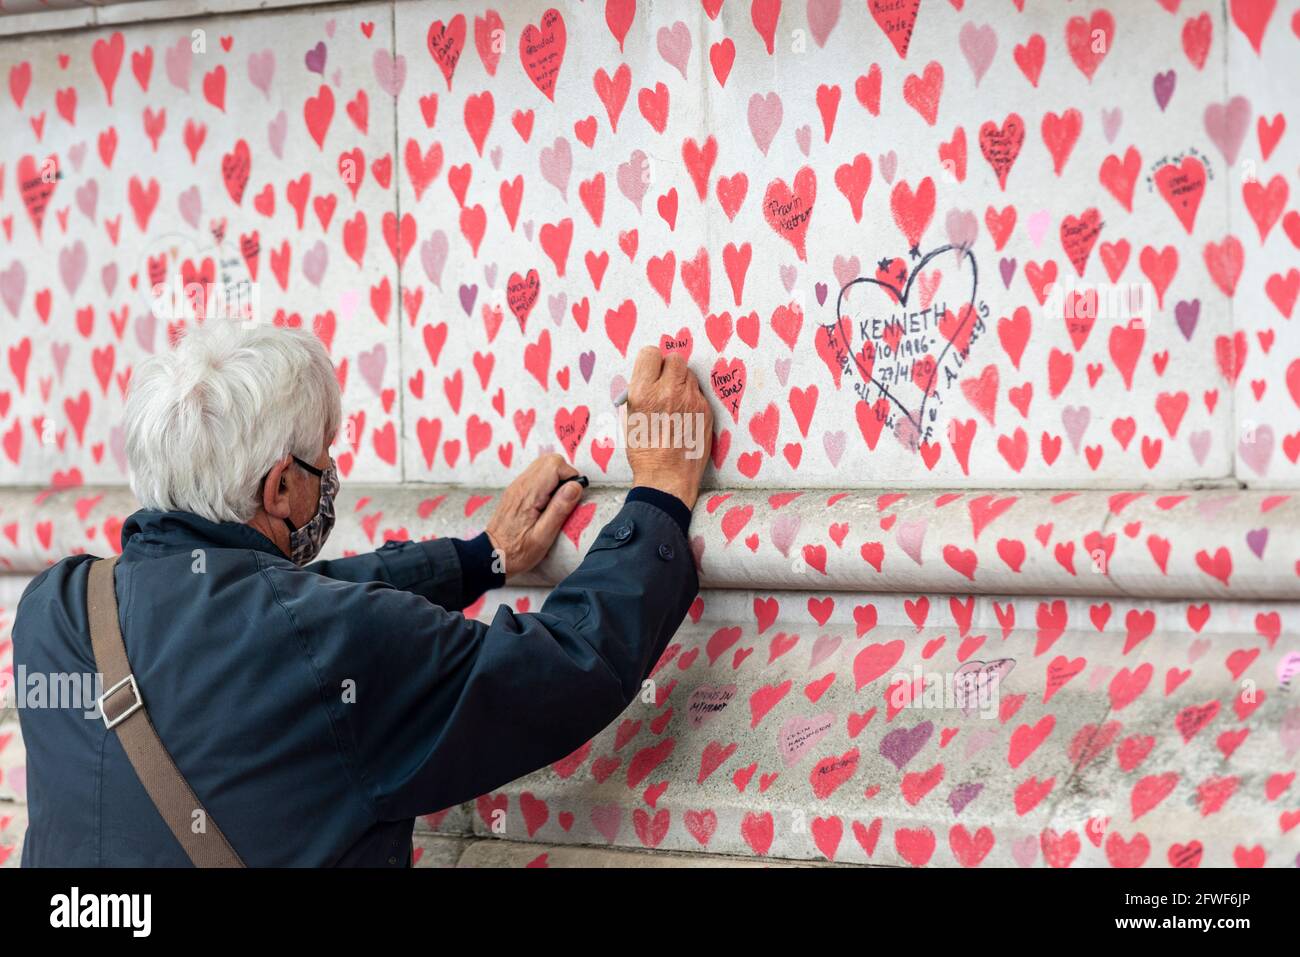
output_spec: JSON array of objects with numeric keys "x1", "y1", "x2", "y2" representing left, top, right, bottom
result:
[{"x1": 88, "y1": 556, "x2": 245, "y2": 868}]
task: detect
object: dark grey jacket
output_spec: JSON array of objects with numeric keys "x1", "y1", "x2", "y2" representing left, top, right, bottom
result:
[{"x1": 13, "y1": 494, "x2": 696, "y2": 865}]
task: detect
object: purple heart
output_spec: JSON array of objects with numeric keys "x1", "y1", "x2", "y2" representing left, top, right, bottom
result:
[
  {"x1": 1153, "y1": 70, "x2": 1176, "y2": 111},
  {"x1": 1246, "y1": 528, "x2": 1268, "y2": 558},
  {"x1": 579, "y1": 350, "x2": 596, "y2": 382},
  {"x1": 1174, "y1": 299, "x2": 1200, "y2": 340},
  {"x1": 879, "y1": 721, "x2": 933, "y2": 770},
  {"x1": 304, "y1": 42, "x2": 326, "y2": 75},
  {"x1": 458, "y1": 283, "x2": 478, "y2": 315},
  {"x1": 1000, "y1": 257, "x2": 1016, "y2": 288},
  {"x1": 948, "y1": 782, "x2": 984, "y2": 816},
  {"x1": 815, "y1": 282, "x2": 828, "y2": 306}
]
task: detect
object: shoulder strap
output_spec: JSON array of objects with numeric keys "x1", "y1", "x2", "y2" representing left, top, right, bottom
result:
[{"x1": 88, "y1": 556, "x2": 245, "y2": 868}]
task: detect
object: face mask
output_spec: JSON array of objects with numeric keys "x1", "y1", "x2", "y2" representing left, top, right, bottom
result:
[{"x1": 283, "y1": 455, "x2": 339, "y2": 565}]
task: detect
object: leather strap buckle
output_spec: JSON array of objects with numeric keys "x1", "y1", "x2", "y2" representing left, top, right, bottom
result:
[{"x1": 98, "y1": 673, "x2": 143, "y2": 730}]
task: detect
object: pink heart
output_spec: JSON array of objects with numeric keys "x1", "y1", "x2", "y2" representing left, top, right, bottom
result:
[
  {"x1": 958, "y1": 22, "x2": 997, "y2": 85},
  {"x1": 178, "y1": 185, "x2": 202, "y2": 230},
  {"x1": 833, "y1": 255, "x2": 862, "y2": 289},
  {"x1": 372, "y1": 48, "x2": 406, "y2": 97},
  {"x1": 247, "y1": 49, "x2": 275, "y2": 98},
  {"x1": 591, "y1": 804, "x2": 622, "y2": 843},
  {"x1": 1203, "y1": 95, "x2": 1251, "y2": 165},
  {"x1": 1012, "y1": 835, "x2": 1038, "y2": 867},
  {"x1": 267, "y1": 110, "x2": 288, "y2": 159},
  {"x1": 421, "y1": 232, "x2": 448, "y2": 288},
  {"x1": 770, "y1": 512, "x2": 801, "y2": 556},
  {"x1": 165, "y1": 35, "x2": 192, "y2": 91},
  {"x1": 614, "y1": 148, "x2": 645, "y2": 210},
  {"x1": 896, "y1": 519, "x2": 927, "y2": 565},
  {"x1": 656, "y1": 21, "x2": 691, "y2": 79},
  {"x1": 823, "y1": 430, "x2": 846, "y2": 467},
  {"x1": 1027, "y1": 209, "x2": 1051, "y2": 245},
  {"x1": 301, "y1": 240, "x2": 328, "y2": 287},
  {"x1": 357, "y1": 344, "x2": 387, "y2": 397},
  {"x1": 777, "y1": 713, "x2": 835, "y2": 767},
  {"x1": 59, "y1": 241, "x2": 87, "y2": 295},
  {"x1": 747, "y1": 92, "x2": 783, "y2": 155},
  {"x1": 806, "y1": 0, "x2": 841, "y2": 47},
  {"x1": 878, "y1": 151, "x2": 897, "y2": 183},
  {"x1": 810, "y1": 634, "x2": 842, "y2": 669}
]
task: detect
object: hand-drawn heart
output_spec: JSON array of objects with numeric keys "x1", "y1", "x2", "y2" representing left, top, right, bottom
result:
[
  {"x1": 426, "y1": 14, "x2": 466, "y2": 90},
  {"x1": 954, "y1": 658, "x2": 1016, "y2": 716},
  {"x1": 821, "y1": 244, "x2": 983, "y2": 450},
  {"x1": 519, "y1": 8, "x2": 566, "y2": 102},
  {"x1": 18, "y1": 153, "x2": 59, "y2": 237}
]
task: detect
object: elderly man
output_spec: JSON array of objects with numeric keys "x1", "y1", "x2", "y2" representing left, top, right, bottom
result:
[{"x1": 13, "y1": 321, "x2": 712, "y2": 866}]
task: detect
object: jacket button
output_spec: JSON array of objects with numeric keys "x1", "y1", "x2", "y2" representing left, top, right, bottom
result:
[
  {"x1": 614, "y1": 523, "x2": 633, "y2": 541},
  {"x1": 658, "y1": 543, "x2": 675, "y2": 561}
]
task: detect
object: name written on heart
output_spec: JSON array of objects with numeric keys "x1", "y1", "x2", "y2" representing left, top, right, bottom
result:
[
  {"x1": 1147, "y1": 148, "x2": 1214, "y2": 235},
  {"x1": 821, "y1": 245, "x2": 989, "y2": 450},
  {"x1": 138, "y1": 227, "x2": 256, "y2": 323}
]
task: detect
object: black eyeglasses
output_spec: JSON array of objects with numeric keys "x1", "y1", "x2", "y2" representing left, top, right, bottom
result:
[
  {"x1": 259, "y1": 455, "x2": 326, "y2": 492},
  {"x1": 291, "y1": 455, "x2": 325, "y2": 477}
]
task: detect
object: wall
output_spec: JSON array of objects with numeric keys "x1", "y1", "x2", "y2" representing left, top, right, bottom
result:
[{"x1": 1, "y1": 0, "x2": 1298, "y2": 867}]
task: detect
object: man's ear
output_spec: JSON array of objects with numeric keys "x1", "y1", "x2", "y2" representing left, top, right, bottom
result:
[{"x1": 261, "y1": 453, "x2": 294, "y2": 519}]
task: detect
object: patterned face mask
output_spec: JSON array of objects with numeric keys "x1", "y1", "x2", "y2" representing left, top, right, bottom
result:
[{"x1": 283, "y1": 455, "x2": 339, "y2": 565}]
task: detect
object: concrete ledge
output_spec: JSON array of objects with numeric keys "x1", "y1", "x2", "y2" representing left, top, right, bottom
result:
[
  {"x1": 2, "y1": 485, "x2": 1296, "y2": 599},
  {"x1": 452, "y1": 837, "x2": 834, "y2": 868}
]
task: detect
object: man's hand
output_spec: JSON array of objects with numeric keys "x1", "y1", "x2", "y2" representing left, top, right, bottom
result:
[
  {"x1": 485, "y1": 453, "x2": 585, "y2": 578},
  {"x1": 624, "y1": 345, "x2": 713, "y2": 510}
]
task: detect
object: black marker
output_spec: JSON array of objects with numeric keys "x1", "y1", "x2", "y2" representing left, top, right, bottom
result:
[{"x1": 553, "y1": 474, "x2": 589, "y2": 496}]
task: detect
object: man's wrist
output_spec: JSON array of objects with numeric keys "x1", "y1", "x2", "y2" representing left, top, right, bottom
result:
[
  {"x1": 626, "y1": 486, "x2": 694, "y2": 537},
  {"x1": 453, "y1": 531, "x2": 507, "y2": 597},
  {"x1": 629, "y1": 476, "x2": 698, "y2": 511}
]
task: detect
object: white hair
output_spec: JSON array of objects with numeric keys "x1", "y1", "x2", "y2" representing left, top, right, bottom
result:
[{"x1": 125, "y1": 320, "x2": 342, "y2": 523}]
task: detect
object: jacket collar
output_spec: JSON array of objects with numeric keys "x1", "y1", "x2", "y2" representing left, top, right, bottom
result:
[{"x1": 121, "y1": 508, "x2": 289, "y2": 561}]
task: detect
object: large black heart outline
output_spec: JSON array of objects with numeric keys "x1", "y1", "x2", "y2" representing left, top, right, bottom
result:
[{"x1": 825, "y1": 243, "x2": 979, "y2": 447}]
